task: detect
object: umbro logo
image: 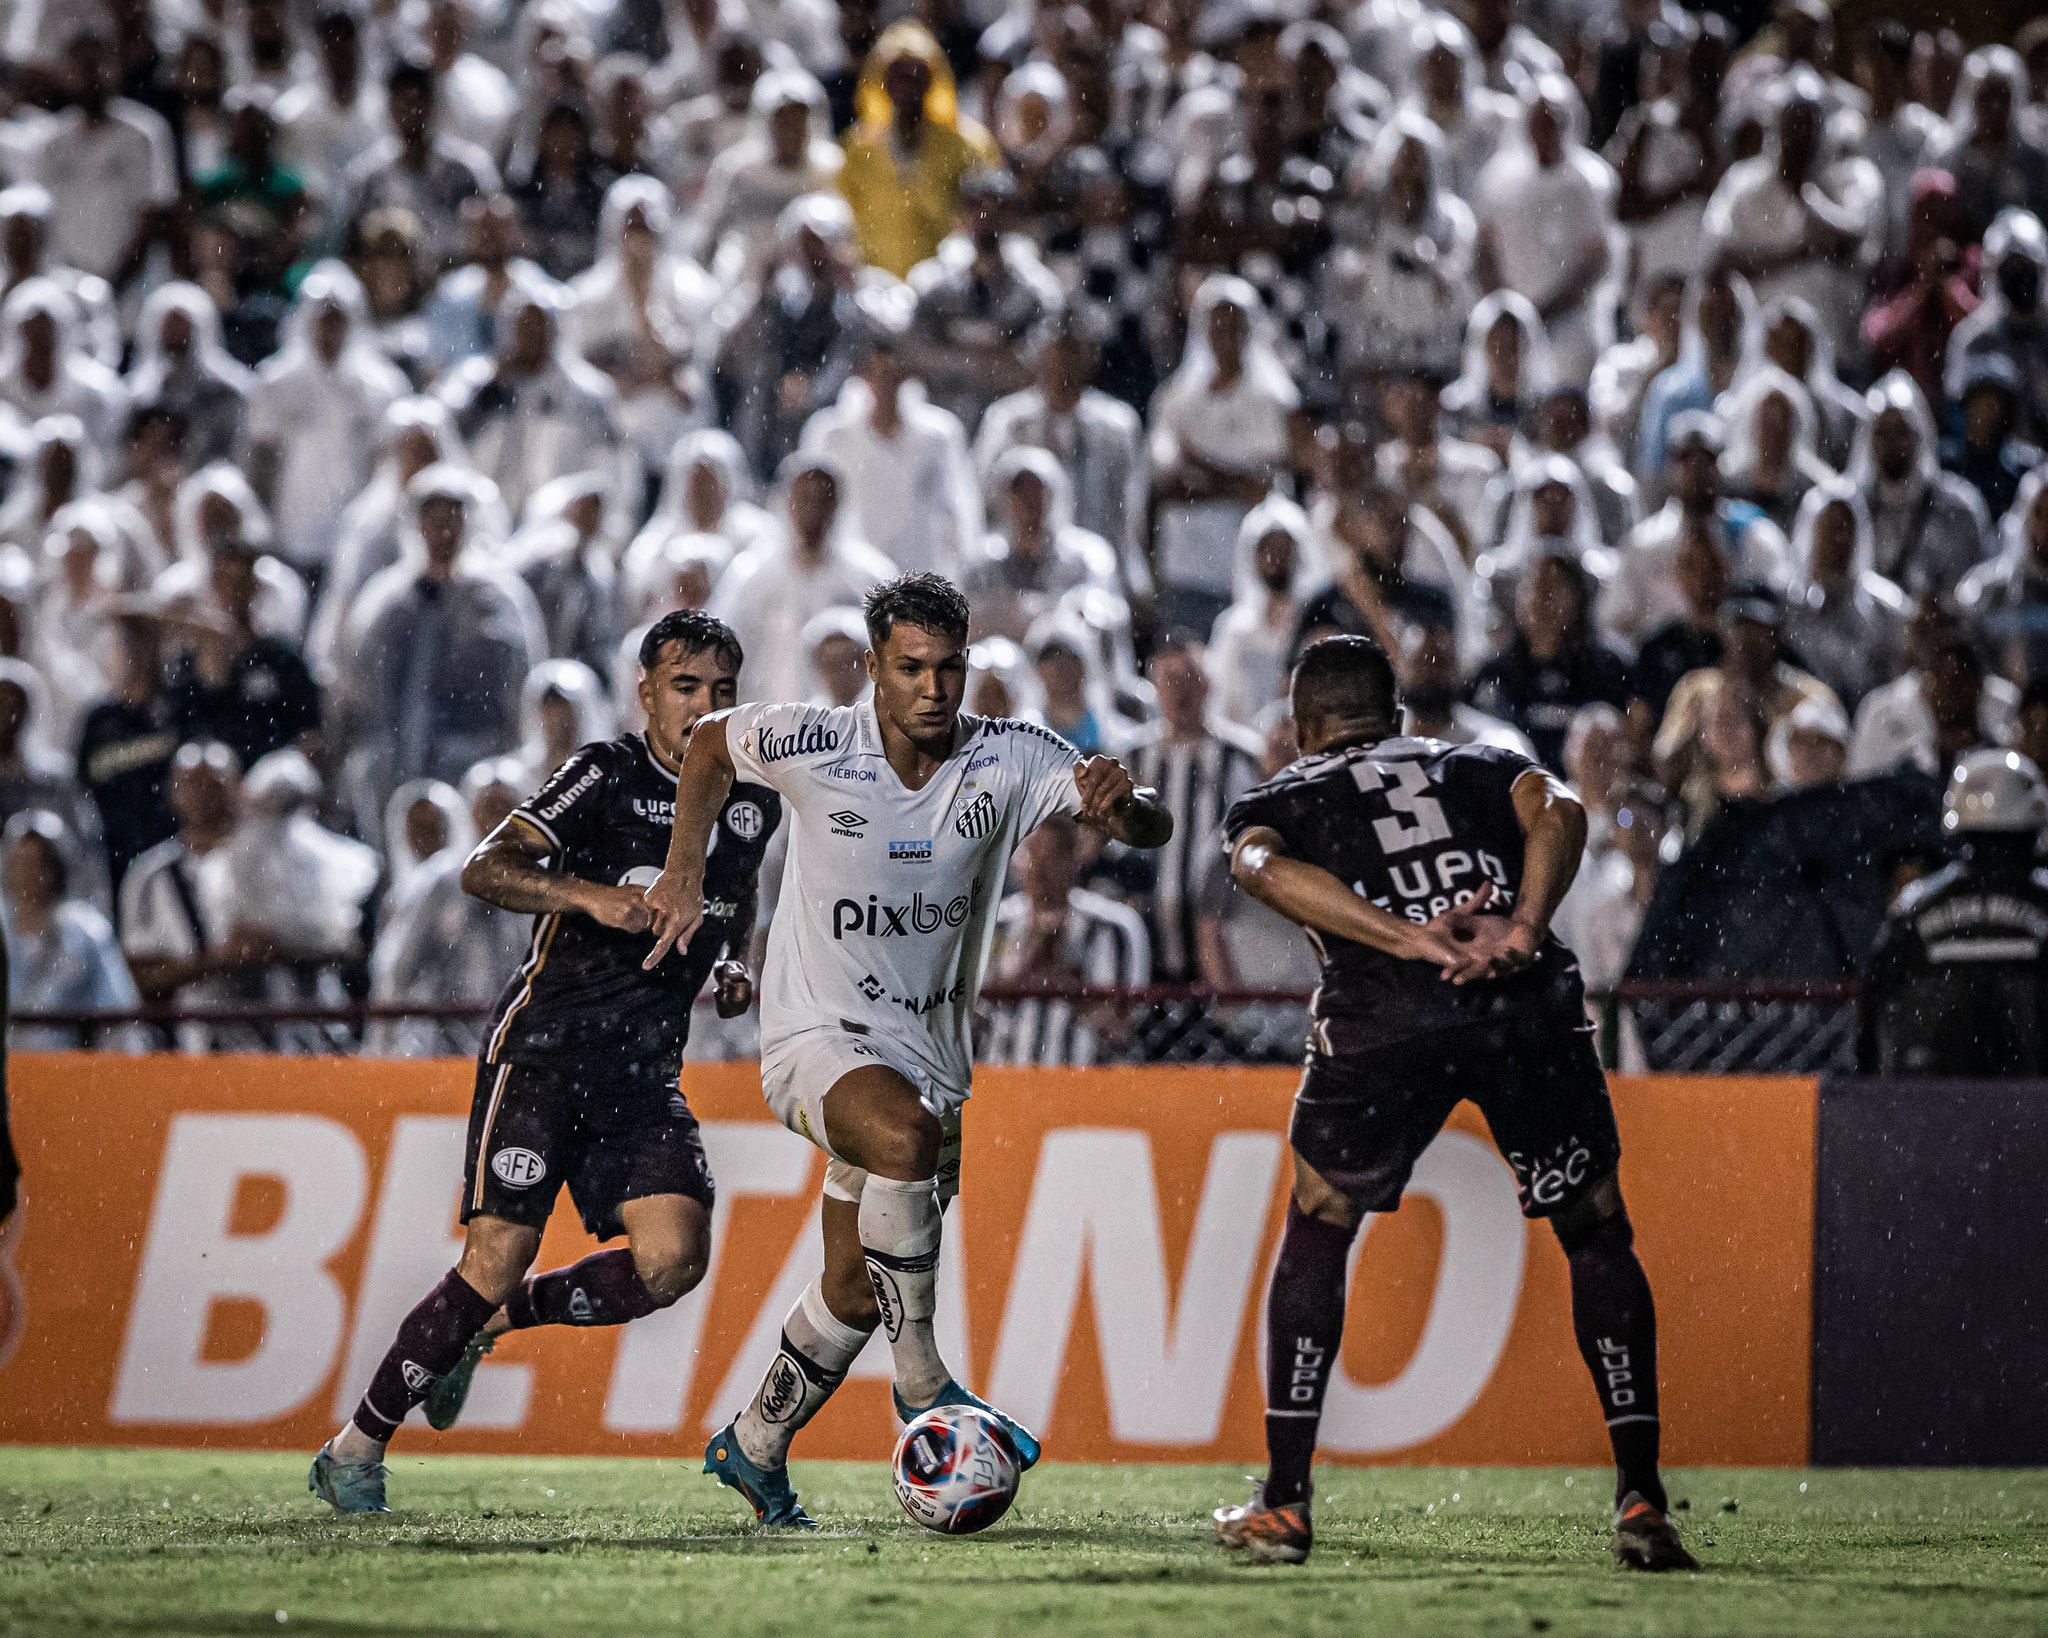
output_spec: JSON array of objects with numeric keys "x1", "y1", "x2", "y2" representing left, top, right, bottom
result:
[
  {"x1": 830, "y1": 809, "x2": 867, "y2": 837},
  {"x1": 954, "y1": 792, "x2": 997, "y2": 839}
]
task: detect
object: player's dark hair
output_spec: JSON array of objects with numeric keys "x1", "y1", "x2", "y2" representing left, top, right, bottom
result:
[
  {"x1": 1292, "y1": 634, "x2": 1397, "y2": 734},
  {"x1": 864, "y1": 572, "x2": 970, "y2": 651},
  {"x1": 639, "y1": 609, "x2": 743, "y2": 674}
]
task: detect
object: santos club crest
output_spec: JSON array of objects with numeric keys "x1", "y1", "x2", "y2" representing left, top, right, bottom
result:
[{"x1": 954, "y1": 792, "x2": 997, "y2": 839}]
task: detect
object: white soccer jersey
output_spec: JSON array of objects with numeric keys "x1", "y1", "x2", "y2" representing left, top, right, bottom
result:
[{"x1": 726, "y1": 699, "x2": 1084, "y2": 1102}]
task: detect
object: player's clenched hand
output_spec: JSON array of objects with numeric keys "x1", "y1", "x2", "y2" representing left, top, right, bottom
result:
[
  {"x1": 641, "y1": 868, "x2": 705, "y2": 969},
  {"x1": 1073, "y1": 755, "x2": 1135, "y2": 822},
  {"x1": 578, "y1": 883, "x2": 654, "y2": 934},
  {"x1": 712, "y1": 958, "x2": 754, "y2": 1017}
]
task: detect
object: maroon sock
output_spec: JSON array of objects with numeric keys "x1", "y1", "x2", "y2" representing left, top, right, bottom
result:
[
  {"x1": 351, "y1": 1268, "x2": 496, "y2": 1443},
  {"x1": 1562, "y1": 1213, "x2": 1666, "y2": 1512},
  {"x1": 502, "y1": 1248, "x2": 660, "y2": 1330},
  {"x1": 1263, "y1": 1202, "x2": 1359, "y2": 1507}
]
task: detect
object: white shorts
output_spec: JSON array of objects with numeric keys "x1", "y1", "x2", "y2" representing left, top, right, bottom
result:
[{"x1": 759, "y1": 1026, "x2": 965, "y2": 1204}]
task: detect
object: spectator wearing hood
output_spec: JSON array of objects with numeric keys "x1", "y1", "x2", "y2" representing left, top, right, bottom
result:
[
  {"x1": 620, "y1": 429, "x2": 767, "y2": 623},
  {"x1": 1705, "y1": 68, "x2": 1879, "y2": 354},
  {"x1": 1848, "y1": 370, "x2": 1993, "y2": 598},
  {"x1": 1206, "y1": 494, "x2": 1320, "y2": 735},
  {"x1": 1151, "y1": 273, "x2": 1301, "y2": 639},
  {"x1": 1716, "y1": 364, "x2": 1835, "y2": 536},
  {"x1": 1946, "y1": 208, "x2": 2048, "y2": 439},
  {"x1": 975, "y1": 312, "x2": 1151, "y2": 601},
  {"x1": 715, "y1": 191, "x2": 864, "y2": 477},
  {"x1": 2, "y1": 809, "x2": 140, "y2": 1045},
  {"x1": 508, "y1": 471, "x2": 629, "y2": 679},
  {"x1": 0, "y1": 279, "x2": 128, "y2": 459},
  {"x1": 1958, "y1": 462, "x2": 2048, "y2": 685},
  {"x1": 419, "y1": 192, "x2": 550, "y2": 375},
  {"x1": 125, "y1": 283, "x2": 253, "y2": 469},
  {"x1": 161, "y1": 525, "x2": 320, "y2": 773},
  {"x1": 1438, "y1": 289, "x2": 1550, "y2": 466},
  {"x1": 153, "y1": 464, "x2": 310, "y2": 644},
  {"x1": 1781, "y1": 483, "x2": 1909, "y2": 713},
  {"x1": 244, "y1": 263, "x2": 408, "y2": 578},
  {"x1": 1941, "y1": 353, "x2": 2043, "y2": 523},
  {"x1": 838, "y1": 22, "x2": 999, "y2": 279},
  {"x1": 564, "y1": 174, "x2": 718, "y2": 486},
  {"x1": 1636, "y1": 266, "x2": 1756, "y2": 480},
  {"x1": 1933, "y1": 46, "x2": 2048, "y2": 240},
  {"x1": 707, "y1": 452, "x2": 895, "y2": 703},
  {"x1": 510, "y1": 657, "x2": 615, "y2": 793},
  {"x1": 307, "y1": 397, "x2": 478, "y2": 682},
  {"x1": 697, "y1": 67, "x2": 844, "y2": 283},
  {"x1": 1473, "y1": 74, "x2": 1616, "y2": 384},
  {"x1": 799, "y1": 294, "x2": 982, "y2": 579},
  {"x1": 1602, "y1": 411, "x2": 1789, "y2": 643},
  {"x1": 1471, "y1": 550, "x2": 1631, "y2": 771},
  {"x1": 332, "y1": 464, "x2": 543, "y2": 840},
  {"x1": 0, "y1": 658, "x2": 107, "y2": 910},
  {"x1": 439, "y1": 281, "x2": 626, "y2": 519},
  {"x1": 963, "y1": 446, "x2": 1120, "y2": 645},
  {"x1": 905, "y1": 169, "x2": 1064, "y2": 430},
  {"x1": 365, "y1": 755, "x2": 529, "y2": 1058}
]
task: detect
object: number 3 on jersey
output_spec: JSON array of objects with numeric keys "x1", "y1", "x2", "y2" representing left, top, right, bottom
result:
[{"x1": 1350, "y1": 758, "x2": 1452, "y2": 853}]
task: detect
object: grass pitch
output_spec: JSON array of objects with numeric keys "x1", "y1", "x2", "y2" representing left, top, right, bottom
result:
[{"x1": 1, "y1": 1450, "x2": 2044, "y2": 1637}]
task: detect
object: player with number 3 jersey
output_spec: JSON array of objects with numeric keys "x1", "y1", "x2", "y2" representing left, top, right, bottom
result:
[{"x1": 1211, "y1": 634, "x2": 1695, "y2": 1573}]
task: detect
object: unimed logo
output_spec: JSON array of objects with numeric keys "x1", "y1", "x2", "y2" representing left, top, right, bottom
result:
[{"x1": 100, "y1": 1112, "x2": 1530, "y2": 1454}]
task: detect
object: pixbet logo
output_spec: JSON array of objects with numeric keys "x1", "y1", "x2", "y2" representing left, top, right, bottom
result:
[{"x1": 833, "y1": 891, "x2": 974, "y2": 938}]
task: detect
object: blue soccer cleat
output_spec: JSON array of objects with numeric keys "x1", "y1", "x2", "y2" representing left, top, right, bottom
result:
[
  {"x1": 308, "y1": 1446, "x2": 390, "y2": 1514},
  {"x1": 703, "y1": 1423, "x2": 819, "y2": 1529},
  {"x1": 425, "y1": 1332, "x2": 495, "y2": 1431},
  {"x1": 893, "y1": 1378, "x2": 1041, "y2": 1471}
]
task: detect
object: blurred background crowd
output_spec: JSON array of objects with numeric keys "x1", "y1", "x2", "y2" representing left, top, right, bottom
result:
[{"x1": 0, "y1": 0, "x2": 2041, "y2": 1065}]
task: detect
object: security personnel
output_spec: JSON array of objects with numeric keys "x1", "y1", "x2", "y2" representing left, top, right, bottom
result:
[{"x1": 1860, "y1": 750, "x2": 2048, "y2": 1076}]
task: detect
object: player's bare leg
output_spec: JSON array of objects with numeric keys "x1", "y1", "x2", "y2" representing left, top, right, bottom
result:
[
  {"x1": 427, "y1": 1196, "x2": 711, "y2": 1430},
  {"x1": 311, "y1": 1216, "x2": 539, "y2": 1513},
  {"x1": 1551, "y1": 1174, "x2": 1697, "y2": 1572},
  {"x1": 1215, "y1": 1155, "x2": 1350, "y2": 1564}
]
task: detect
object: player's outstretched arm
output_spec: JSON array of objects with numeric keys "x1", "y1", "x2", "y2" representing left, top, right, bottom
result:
[
  {"x1": 460, "y1": 819, "x2": 652, "y2": 932},
  {"x1": 1074, "y1": 755, "x2": 1174, "y2": 848},
  {"x1": 643, "y1": 712, "x2": 737, "y2": 969},
  {"x1": 1230, "y1": 826, "x2": 1472, "y2": 975}
]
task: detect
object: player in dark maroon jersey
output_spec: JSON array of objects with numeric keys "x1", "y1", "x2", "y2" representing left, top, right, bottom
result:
[
  {"x1": 1211, "y1": 634, "x2": 1695, "y2": 1573},
  {"x1": 309, "y1": 611, "x2": 780, "y2": 1514}
]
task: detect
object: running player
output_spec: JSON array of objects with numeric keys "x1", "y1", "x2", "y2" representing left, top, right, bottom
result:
[
  {"x1": 1210, "y1": 634, "x2": 1695, "y2": 1572},
  {"x1": 641, "y1": 572, "x2": 1171, "y2": 1528},
  {"x1": 309, "y1": 610, "x2": 779, "y2": 1514}
]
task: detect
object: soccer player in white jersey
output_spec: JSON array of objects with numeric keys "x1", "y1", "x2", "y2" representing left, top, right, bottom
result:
[{"x1": 642, "y1": 572, "x2": 1172, "y2": 1527}]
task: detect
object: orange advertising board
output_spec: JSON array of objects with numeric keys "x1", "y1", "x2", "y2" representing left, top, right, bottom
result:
[{"x1": 0, "y1": 1055, "x2": 1814, "y2": 1464}]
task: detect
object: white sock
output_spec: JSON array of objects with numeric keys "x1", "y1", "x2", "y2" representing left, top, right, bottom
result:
[
  {"x1": 733, "y1": 1280, "x2": 874, "y2": 1468},
  {"x1": 329, "y1": 1423, "x2": 385, "y2": 1464},
  {"x1": 859, "y1": 1174, "x2": 949, "y2": 1406}
]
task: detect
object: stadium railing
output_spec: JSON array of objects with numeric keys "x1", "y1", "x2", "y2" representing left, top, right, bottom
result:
[{"x1": 13, "y1": 980, "x2": 1864, "y2": 1072}]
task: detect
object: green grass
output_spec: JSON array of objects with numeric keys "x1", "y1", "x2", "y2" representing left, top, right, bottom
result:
[{"x1": 1, "y1": 1451, "x2": 2045, "y2": 1637}]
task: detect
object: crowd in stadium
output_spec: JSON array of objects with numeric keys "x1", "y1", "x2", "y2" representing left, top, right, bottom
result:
[{"x1": 0, "y1": 0, "x2": 2042, "y2": 1059}]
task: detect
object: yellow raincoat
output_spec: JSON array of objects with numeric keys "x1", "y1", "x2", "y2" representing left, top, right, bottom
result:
[{"x1": 838, "y1": 22, "x2": 998, "y2": 278}]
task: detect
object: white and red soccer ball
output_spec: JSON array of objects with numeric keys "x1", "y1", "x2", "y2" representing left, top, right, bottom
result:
[{"x1": 891, "y1": 1404, "x2": 1021, "y2": 1535}]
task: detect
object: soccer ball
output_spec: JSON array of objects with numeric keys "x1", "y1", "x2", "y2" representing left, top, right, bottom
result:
[{"x1": 891, "y1": 1405, "x2": 1021, "y2": 1535}]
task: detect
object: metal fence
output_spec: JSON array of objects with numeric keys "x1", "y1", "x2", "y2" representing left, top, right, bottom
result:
[{"x1": 13, "y1": 981, "x2": 1864, "y2": 1073}]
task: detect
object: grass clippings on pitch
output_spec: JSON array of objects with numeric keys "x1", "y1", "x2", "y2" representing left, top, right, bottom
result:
[{"x1": 2, "y1": 1450, "x2": 2045, "y2": 1637}]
